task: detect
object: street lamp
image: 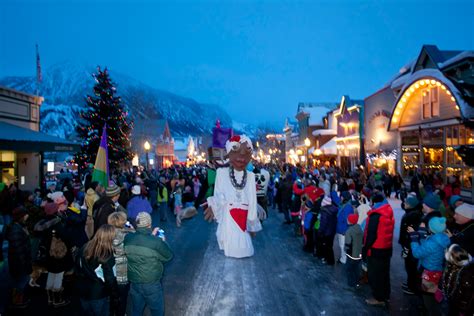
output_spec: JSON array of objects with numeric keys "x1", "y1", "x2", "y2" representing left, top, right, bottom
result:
[
  {"x1": 304, "y1": 138, "x2": 311, "y2": 168},
  {"x1": 144, "y1": 141, "x2": 151, "y2": 170}
]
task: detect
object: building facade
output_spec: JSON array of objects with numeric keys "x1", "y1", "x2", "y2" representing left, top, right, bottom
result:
[
  {"x1": 334, "y1": 96, "x2": 364, "y2": 173},
  {"x1": 364, "y1": 86, "x2": 398, "y2": 174},
  {"x1": 387, "y1": 45, "x2": 474, "y2": 200},
  {"x1": 0, "y1": 86, "x2": 79, "y2": 190}
]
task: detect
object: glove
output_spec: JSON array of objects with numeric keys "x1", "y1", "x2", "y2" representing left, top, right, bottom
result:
[
  {"x1": 401, "y1": 247, "x2": 409, "y2": 258},
  {"x1": 409, "y1": 231, "x2": 420, "y2": 243}
]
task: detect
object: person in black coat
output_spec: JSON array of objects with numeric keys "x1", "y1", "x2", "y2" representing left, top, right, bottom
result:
[
  {"x1": 5, "y1": 207, "x2": 32, "y2": 307},
  {"x1": 75, "y1": 224, "x2": 118, "y2": 315},
  {"x1": 317, "y1": 196, "x2": 338, "y2": 265},
  {"x1": 398, "y1": 195, "x2": 423, "y2": 294},
  {"x1": 279, "y1": 174, "x2": 293, "y2": 224}
]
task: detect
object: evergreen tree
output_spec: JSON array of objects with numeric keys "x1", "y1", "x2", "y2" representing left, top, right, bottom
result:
[{"x1": 75, "y1": 67, "x2": 133, "y2": 171}]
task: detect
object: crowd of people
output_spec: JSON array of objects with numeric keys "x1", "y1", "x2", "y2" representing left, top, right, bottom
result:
[
  {"x1": 0, "y1": 162, "x2": 473, "y2": 315},
  {"x1": 267, "y1": 164, "x2": 473, "y2": 315},
  {"x1": 0, "y1": 165, "x2": 211, "y2": 315}
]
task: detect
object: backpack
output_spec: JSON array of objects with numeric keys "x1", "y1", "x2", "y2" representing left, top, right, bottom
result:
[{"x1": 49, "y1": 230, "x2": 67, "y2": 259}]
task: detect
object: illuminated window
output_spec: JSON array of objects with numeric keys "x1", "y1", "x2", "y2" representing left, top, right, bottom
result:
[{"x1": 421, "y1": 86, "x2": 440, "y2": 119}]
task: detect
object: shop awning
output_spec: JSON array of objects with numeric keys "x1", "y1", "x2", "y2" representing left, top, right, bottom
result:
[
  {"x1": 319, "y1": 137, "x2": 337, "y2": 156},
  {"x1": 0, "y1": 121, "x2": 80, "y2": 152}
]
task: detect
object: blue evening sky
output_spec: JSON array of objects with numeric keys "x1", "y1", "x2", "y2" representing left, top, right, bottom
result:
[{"x1": 1, "y1": 0, "x2": 473, "y2": 127}]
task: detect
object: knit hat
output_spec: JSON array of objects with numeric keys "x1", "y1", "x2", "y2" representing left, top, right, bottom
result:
[
  {"x1": 428, "y1": 216, "x2": 446, "y2": 234},
  {"x1": 44, "y1": 202, "x2": 59, "y2": 216},
  {"x1": 12, "y1": 207, "x2": 28, "y2": 222},
  {"x1": 131, "y1": 185, "x2": 141, "y2": 195},
  {"x1": 405, "y1": 196, "x2": 419, "y2": 209},
  {"x1": 106, "y1": 184, "x2": 121, "y2": 197},
  {"x1": 361, "y1": 187, "x2": 372, "y2": 199},
  {"x1": 306, "y1": 187, "x2": 325, "y2": 202},
  {"x1": 348, "y1": 213, "x2": 359, "y2": 225},
  {"x1": 341, "y1": 191, "x2": 351, "y2": 203},
  {"x1": 136, "y1": 212, "x2": 152, "y2": 228},
  {"x1": 423, "y1": 193, "x2": 441, "y2": 210},
  {"x1": 449, "y1": 195, "x2": 463, "y2": 208},
  {"x1": 454, "y1": 203, "x2": 474, "y2": 220},
  {"x1": 322, "y1": 196, "x2": 332, "y2": 207}
]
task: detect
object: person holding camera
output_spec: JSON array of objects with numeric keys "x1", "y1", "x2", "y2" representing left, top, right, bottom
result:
[{"x1": 124, "y1": 212, "x2": 173, "y2": 316}]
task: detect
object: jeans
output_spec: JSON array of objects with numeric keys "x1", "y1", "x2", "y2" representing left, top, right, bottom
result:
[
  {"x1": 336, "y1": 234, "x2": 346, "y2": 263},
  {"x1": 81, "y1": 297, "x2": 109, "y2": 316},
  {"x1": 130, "y1": 281, "x2": 164, "y2": 316},
  {"x1": 346, "y1": 257, "x2": 361, "y2": 287},
  {"x1": 159, "y1": 202, "x2": 168, "y2": 221}
]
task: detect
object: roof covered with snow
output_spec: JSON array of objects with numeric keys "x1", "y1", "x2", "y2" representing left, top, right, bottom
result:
[{"x1": 297, "y1": 103, "x2": 337, "y2": 126}]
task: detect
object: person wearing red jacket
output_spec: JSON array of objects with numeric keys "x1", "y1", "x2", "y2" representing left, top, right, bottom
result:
[{"x1": 363, "y1": 193, "x2": 395, "y2": 306}]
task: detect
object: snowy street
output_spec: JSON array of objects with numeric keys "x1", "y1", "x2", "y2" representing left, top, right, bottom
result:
[{"x1": 161, "y1": 198, "x2": 419, "y2": 316}]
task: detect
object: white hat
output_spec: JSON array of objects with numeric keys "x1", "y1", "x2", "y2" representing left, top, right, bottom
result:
[
  {"x1": 455, "y1": 203, "x2": 474, "y2": 220},
  {"x1": 225, "y1": 135, "x2": 253, "y2": 154},
  {"x1": 131, "y1": 185, "x2": 141, "y2": 195}
]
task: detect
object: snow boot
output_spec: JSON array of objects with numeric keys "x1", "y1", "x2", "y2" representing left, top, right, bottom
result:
[
  {"x1": 11, "y1": 289, "x2": 29, "y2": 309},
  {"x1": 53, "y1": 290, "x2": 70, "y2": 308},
  {"x1": 47, "y1": 289, "x2": 53, "y2": 306}
]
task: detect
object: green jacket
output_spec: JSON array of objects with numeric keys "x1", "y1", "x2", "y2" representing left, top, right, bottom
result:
[{"x1": 124, "y1": 228, "x2": 173, "y2": 283}]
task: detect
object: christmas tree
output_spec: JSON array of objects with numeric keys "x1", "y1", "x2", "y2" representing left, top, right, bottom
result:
[{"x1": 75, "y1": 67, "x2": 133, "y2": 171}]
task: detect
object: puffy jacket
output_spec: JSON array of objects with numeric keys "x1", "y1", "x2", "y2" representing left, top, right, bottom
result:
[
  {"x1": 124, "y1": 227, "x2": 173, "y2": 284},
  {"x1": 318, "y1": 204, "x2": 338, "y2": 237},
  {"x1": 364, "y1": 202, "x2": 395, "y2": 257},
  {"x1": 336, "y1": 203, "x2": 353, "y2": 235},
  {"x1": 5, "y1": 222, "x2": 32, "y2": 277},
  {"x1": 127, "y1": 196, "x2": 152, "y2": 221},
  {"x1": 411, "y1": 232, "x2": 450, "y2": 271}
]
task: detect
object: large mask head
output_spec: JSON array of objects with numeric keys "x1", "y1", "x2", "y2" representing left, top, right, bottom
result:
[{"x1": 226, "y1": 135, "x2": 253, "y2": 171}]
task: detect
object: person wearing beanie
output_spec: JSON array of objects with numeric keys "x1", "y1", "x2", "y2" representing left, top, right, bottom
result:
[
  {"x1": 5, "y1": 206, "x2": 32, "y2": 308},
  {"x1": 398, "y1": 194, "x2": 423, "y2": 295},
  {"x1": 409, "y1": 216, "x2": 450, "y2": 315},
  {"x1": 345, "y1": 213, "x2": 363, "y2": 289},
  {"x1": 126, "y1": 184, "x2": 152, "y2": 228},
  {"x1": 441, "y1": 244, "x2": 474, "y2": 316},
  {"x1": 449, "y1": 203, "x2": 474, "y2": 257},
  {"x1": 93, "y1": 183, "x2": 125, "y2": 234},
  {"x1": 333, "y1": 191, "x2": 354, "y2": 264},
  {"x1": 363, "y1": 192, "x2": 395, "y2": 306},
  {"x1": 124, "y1": 212, "x2": 173, "y2": 316},
  {"x1": 421, "y1": 193, "x2": 443, "y2": 227}
]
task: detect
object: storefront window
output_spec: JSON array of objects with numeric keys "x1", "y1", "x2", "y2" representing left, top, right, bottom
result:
[
  {"x1": 423, "y1": 147, "x2": 444, "y2": 164},
  {"x1": 0, "y1": 151, "x2": 16, "y2": 185},
  {"x1": 422, "y1": 128, "x2": 444, "y2": 145},
  {"x1": 446, "y1": 127, "x2": 452, "y2": 146},
  {"x1": 462, "y1": 168, "x2": 472, "y2": 189},
  {"x1": 460, "y1": 126, "x2": 466, "y2": 145},
  {"x1": 452, "y1": 126, "x2": 459, "y2": 146},
  {"x1": 446, "y1": 167, "x2": 462, "y2": 180},
  {"x1": 401, "y1": 130, "x2": 419, "y2": 146}
]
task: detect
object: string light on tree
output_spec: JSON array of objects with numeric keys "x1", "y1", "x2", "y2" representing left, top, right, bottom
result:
[{"x1": 75, "y1": 66, "x2": 134, "y2": 171}]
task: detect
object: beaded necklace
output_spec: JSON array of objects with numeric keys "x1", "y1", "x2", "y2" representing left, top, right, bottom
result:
[{"x1": 229, "y1": 166, "x2": 247, "y2": 190}]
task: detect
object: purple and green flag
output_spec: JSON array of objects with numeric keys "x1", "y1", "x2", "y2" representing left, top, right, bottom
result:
[{"x1": 92, "y1": 125, "x2": 109, "y2": 189}]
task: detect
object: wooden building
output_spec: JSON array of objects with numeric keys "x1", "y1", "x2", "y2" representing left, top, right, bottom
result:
[{"x1": 387, "y1": 45, "x2": 474, "y2": 200}]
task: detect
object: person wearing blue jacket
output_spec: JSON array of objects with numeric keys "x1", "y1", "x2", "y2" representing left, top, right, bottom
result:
[
  {"x1": 333, "y1": 191, "x2": 354, "y2": 264},
  {"x1": 409, "y1": 216, "x2": 450, "y2": 315}
]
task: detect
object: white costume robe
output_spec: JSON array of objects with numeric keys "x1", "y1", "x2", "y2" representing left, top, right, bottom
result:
[{"x1": 207, "y1": 167, "x2": 262, "y2": 258}]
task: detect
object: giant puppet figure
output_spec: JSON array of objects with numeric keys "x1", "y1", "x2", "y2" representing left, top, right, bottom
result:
[{"x1": 204, "y1": 135, "x2": 262, "y2": 258}]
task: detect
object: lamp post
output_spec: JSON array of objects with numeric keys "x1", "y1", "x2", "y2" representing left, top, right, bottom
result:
[
  {"x1": 144, "y1": 141, "x2": 151, "y2": 170},
  {"x1": 304, "y1": 137, "x2": 311, "y2": 168}
]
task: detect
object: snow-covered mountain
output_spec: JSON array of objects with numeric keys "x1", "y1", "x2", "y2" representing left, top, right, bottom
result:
[{"x1": 0, "y1": 61, "x2": 233, "y2": 139}]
